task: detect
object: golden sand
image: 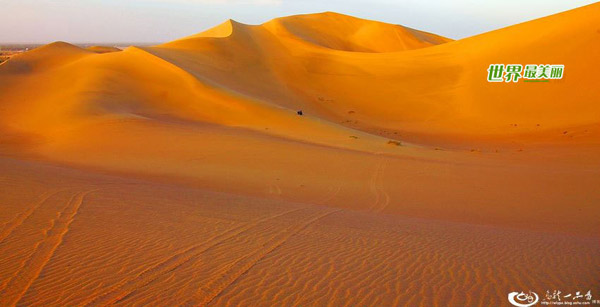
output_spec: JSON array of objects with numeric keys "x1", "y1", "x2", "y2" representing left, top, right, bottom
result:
[{"x1": 0, "y1": 4, "x2": 598, "y2": 306}]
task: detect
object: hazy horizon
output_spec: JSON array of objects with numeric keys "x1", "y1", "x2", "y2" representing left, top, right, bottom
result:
[{"x1": 0, "y1": 0, "x2": 597, "y2": 44}]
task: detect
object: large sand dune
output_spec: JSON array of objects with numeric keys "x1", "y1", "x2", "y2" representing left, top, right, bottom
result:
[{"x1": 0, "y1": 3, "x2": 599, "y2": 306}]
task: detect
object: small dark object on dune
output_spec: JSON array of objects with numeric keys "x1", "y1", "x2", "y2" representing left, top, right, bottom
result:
[{"x1": 297, "y1": 110, "x2": 303, "y2": 115}]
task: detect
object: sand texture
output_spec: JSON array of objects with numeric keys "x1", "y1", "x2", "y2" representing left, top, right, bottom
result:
[{"x1": 0, "y1": 4, "x2": 599, "y2": 306}]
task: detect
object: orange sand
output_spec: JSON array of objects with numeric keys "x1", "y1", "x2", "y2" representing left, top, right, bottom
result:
[
  {"x1": 86, "y1": 46, "x2": 122, "y2": 54},
  {"x1": 0, "y1": 4, "x2": 599, "y2": 306}
]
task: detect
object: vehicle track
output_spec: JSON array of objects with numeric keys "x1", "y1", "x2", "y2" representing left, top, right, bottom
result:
[
  {"x1": 83, "y1": 206, "x2": 310, "y2": 306},
  {"x1": 0, "y1": 190, "x2": 93, "y2": 306},
  {"x1": 187, "y1": 207, "x2": 342, "y2": 306}
]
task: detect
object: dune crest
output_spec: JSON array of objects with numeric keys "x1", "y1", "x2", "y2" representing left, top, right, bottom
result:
[
  {"x1": 86, "y1": 46, "x2": 122, "y2": 54},
  {"x1": 262, "y1": 12, "x2": 452, "y2": 52},
  {"x1": 167, "y1": 12, "x2": 451, "y2": 53}
]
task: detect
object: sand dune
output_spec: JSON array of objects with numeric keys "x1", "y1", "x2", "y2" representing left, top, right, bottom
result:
[
  {"x1": 0, "y1": 3, "x2": 599, "y2": 306},
  {"x1": 0, "y1": 42, "x2": 92, "y2": 74},
  {"x1": 86, "y1": 46, "x2": 122, "y2": 54},
  {"x1": 172, "y1": 12, "x2": 452, "y2": 52}
]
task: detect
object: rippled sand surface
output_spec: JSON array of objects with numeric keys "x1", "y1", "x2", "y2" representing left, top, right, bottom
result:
[{"x1": 0, "y1": 157, "x2": 598, "y2": 306}]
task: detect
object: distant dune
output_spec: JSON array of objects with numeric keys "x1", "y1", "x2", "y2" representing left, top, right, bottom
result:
[
  {"x1": 86, "y1": 46, "x2": 122, "y2": 54},
  {"x1": 172, "y1": 12, "x2": 452, "y2": 52},
  {"x1": 0, "y1": 4, "x2": 599, "y2": 306}
]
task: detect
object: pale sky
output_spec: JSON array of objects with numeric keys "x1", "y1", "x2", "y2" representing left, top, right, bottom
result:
[{"x1": 0, "y1": 0, "x2": 597, "y2": 44}]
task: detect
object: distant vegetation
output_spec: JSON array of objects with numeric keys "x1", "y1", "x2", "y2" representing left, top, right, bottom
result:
[{"x1": 0, "y1": 48, "x2": 27, "y2": 64}]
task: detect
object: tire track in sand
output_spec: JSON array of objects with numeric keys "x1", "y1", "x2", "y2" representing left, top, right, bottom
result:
[
  {"x1": 186, "y1": 185, "x2": 343, "y2": 305},
  {"x1": 85, "y1": 183, "x2": 344, "y2": 306},
  {"x1": 0, "y1": 190, "x2": 62, "y2": 244},
  {"x1": 369, "y1": 155, "x2": 390, "y2": 213},
  {"x1": 186, "y1": 207, "x2": 342, "y2": 306},
  {"x1": 0, "y1": 191, "x2": 79, "y2": 294},
  {"x1": 268, "y1": 184, "x2": 282, "y2": 196},
  {"x1": 0, "y1": 190, "x2": 93, "y2": 306},
  {"x1": 83, "y1": 206, "x2": 310, "y2": 306}
]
